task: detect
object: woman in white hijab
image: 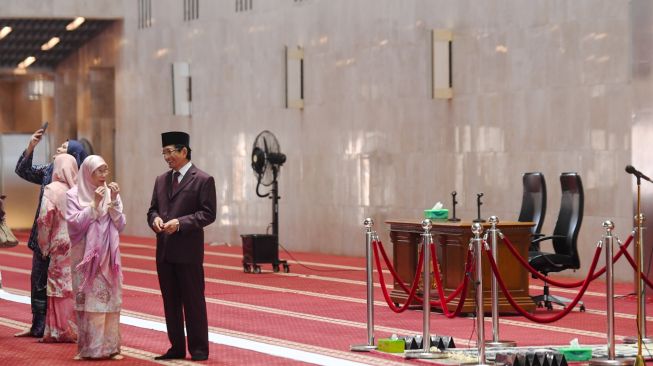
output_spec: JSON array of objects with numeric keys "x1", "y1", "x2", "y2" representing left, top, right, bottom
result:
[{"x1": 66, "y1": 155, "x2": 125, "y2": 360}]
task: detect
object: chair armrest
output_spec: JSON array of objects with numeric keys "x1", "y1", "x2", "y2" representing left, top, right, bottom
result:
[{"x1": 531, "y1": 235, "x2": 566, "y2": 244}]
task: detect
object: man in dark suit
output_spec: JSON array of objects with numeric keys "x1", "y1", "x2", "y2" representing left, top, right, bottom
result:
[{"x1": 147, "y1": 131, "x2": 216, "y2": 362}]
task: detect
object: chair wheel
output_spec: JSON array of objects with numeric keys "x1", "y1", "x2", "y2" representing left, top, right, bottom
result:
[
  {"x1": 243, "y1": 264, "x2": 251, "y2": 273},
  {"x1": 580, "y1": 304, "x2": 586, "y2": 312},
  {"x1": 283, "y1": 264, "x2": 290, "y2": 273},
  {"x1": 253, "y1": 265, "x2": 261, "y2": 274},
  {"x1": 273, "y1": 264, "x2": 280, "y2": 272}
]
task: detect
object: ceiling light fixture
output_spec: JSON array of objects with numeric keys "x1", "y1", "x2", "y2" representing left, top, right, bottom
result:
[
  {"x1": 18, "y1": 56, "x2": 36, "y2": 69},
  {"x1": 41, "y1": 36, "x2": 60, "y2": 51},
  {"x1": 0, "y1": 26, "x2": 12, "y2": 40},
  {"x1": 66, "y1": 17, "x2": 85, "y2": 31}
]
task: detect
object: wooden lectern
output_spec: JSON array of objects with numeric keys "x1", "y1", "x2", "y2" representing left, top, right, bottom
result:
[{"x1": 386, "y1": 219, "x2": 536, "y2": 314}]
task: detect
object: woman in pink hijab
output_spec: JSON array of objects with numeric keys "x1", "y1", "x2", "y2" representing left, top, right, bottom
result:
[
  {"x1": 37, "y1": 154, "x2": 79, "y2": 343},
  {"x1": 66, "y1": 155, "x2": 125, "y2": 360}
]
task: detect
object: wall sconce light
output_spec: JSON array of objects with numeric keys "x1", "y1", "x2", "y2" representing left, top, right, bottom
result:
[
  {"x1": 285, "y1": 45, "x2": 304, "y2": 109},
  {"x1": 27, "y1": 78, "x2": 54, "y2": 100},
  {"x1": 432, "y1": 29, "x2": 452, "y2": 99},
  {"x1": 171, "y1": 62, "x2": 191, "y2": 116}
]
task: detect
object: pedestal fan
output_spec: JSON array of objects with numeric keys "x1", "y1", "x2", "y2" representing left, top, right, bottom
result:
[{"x1": 241, "y1": 130, "x2": 290, "y2": 273}]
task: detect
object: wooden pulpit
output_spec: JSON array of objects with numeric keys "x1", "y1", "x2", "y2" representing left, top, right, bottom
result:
[{"x1": 386, "y1": 219, "x2": 536, "y2": 314}]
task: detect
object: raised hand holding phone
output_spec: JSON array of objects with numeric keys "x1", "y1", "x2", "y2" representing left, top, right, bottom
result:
[{"x1": 27, "y1": 122, "x2": 48, "y2": 154}]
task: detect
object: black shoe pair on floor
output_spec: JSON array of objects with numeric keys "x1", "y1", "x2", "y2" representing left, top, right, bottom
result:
[{"x1": 154, "y1": 352, "x2": 208, "y2": 361}]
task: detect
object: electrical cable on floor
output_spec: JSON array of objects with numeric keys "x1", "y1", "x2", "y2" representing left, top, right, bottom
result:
[
  {"x1": 264, "y1": 224, "x2": 359, "y2": 272},
  {"x1": 278, "y1": 242, "x2": 359, "y2": 273}
]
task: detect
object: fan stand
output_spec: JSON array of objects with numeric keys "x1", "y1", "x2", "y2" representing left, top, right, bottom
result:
[
  {"x1": 271, "y1": 180, "x2": 279, "y2": 237},
  {"x1": 247, "y1": 168, "x2": 290, "y2": 274}
]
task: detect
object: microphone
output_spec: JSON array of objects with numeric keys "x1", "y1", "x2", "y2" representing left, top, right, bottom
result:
[{"x1": 626, "y1": 165, "x2": 653, "y2": 183}]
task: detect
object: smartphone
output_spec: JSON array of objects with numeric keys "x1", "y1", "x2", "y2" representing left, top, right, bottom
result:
[{"x1": 41, "y1": 121, "x2": 48, "y2": 132}]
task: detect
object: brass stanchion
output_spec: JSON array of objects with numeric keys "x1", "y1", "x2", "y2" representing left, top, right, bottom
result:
[
  {"x1": 405, "y1": 219, "x2": 447, "y2": 360},
  {"x1": 350, "y1": 218, "x2": 377, "y2": 352},
  {"x1": 485, "y1": 216, "x2": 516, "y2": 348},
  {"x1": 623, "y1": 166, "x2": 653, "y2": 366},
  {"x1": 590, "y1": 221, "x2": 634, "y2": 366}
]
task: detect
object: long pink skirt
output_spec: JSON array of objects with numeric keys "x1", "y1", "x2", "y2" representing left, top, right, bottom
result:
[
  {"x1": 76, "y1": 311, "x2": 121, "y2": 359},
  {"x1": 42, "y1": 296, "x2": 77, "y2": 343}
]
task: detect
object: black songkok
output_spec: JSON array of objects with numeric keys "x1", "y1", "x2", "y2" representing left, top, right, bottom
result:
[{"x1": 161, "y1": 131, "x2": 190, "y2": 147}]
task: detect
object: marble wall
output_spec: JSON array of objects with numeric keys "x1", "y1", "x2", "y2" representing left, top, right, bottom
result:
[
  {"x1": 0, "y1": 81, "x2": 15, "y2": 131},
  {"x1": 55, "y1": 21, "x2": 121, "y2": 179},
  {"x1": 3, "y1": 0, "x2": 648, "y2": 281},
  {"x1": 0, "y1": 79, "x2": 52, "y2": 134},
  {"x1": 631, "y1": 0, "x2": 653, "y2": 281}
]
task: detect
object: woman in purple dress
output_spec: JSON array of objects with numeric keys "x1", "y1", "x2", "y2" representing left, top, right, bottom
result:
[{"x1": 66, "y1": 155, "x2": 125, "y2": 360}]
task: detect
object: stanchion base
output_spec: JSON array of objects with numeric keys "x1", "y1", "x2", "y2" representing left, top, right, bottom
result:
[
  {"x1": 485, "y1": 340, "x2": 517, "y2": 348},
  {"x1": 589, "y1": 358, "x2": 635, "y2": 366},
  {"x1": 349, "y1": 344, "x2": 376, "y2": 352},
  {"x1": 622, "y1": 336, "x2": 653, "y2": 344},
  {"x1": 404, "y1": 351, "x2": 448, "y2": 360}
]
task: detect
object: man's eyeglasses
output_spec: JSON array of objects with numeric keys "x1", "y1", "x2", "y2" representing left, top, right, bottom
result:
[{"x1": 162, "y1": 148, "x2": 179, "y2": 156}]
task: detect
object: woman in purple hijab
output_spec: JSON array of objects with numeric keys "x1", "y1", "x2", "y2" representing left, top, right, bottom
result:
[{"x1": 66, "y1": 155, "x2": 125, "y2": 360}]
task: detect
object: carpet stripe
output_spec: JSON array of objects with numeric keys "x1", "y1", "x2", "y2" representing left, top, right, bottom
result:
[
  {"x1": 0, "y1": 312, "x2": 196, "y2": 365},
  {"x1": 124, "y1": 242, "x2": 379, "y2": 272},
  {"x1": 2, "y1": 262, "x2": 647, "y2": 351},
  {"x1": 1, "y1": 246, "x2": 624, "y2": 300},
  {"x1": 121, "y1": 252, "x2": 392, "y2": 289},
  {"x1": 0, "y1": 288, "x2": 412, "y2": 366},
  {"x1": 1, "y1": 258, "x2": 650, "y2": 331}
]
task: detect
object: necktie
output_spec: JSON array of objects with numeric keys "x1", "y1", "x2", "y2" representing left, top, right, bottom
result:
[{"x1": 172, "y1": 171, "x2": 181, "y2": 192}]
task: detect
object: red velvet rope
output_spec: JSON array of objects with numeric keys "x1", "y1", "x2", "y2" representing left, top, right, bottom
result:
[
  {"x1": 483, "y1": 241, "x2": 602, "y2": 323},
  {"x1": 500, "y1": 233, "x2": 633, "y2": 288},
  {"x1": 374, "y1": 240, "x2": 473, "y2": 314},
  {"x1": 375, "y1": 240, "x2": 414, "y2": 295},
  {"x1": 429, "y1": 243, "x2": 472, "y2": 318},
  {"x1": 433, "y1": 243, "x2": 473, "y2": 303},
  {"x1": 377, "y1": 239, "x2": 473, "y2": 307},
  {"x1": 372, "y1": 240, "x2": 424, "y2": 313},
  {"x1": 620, "y1": 245, "x2": 653, "y2": 289}
]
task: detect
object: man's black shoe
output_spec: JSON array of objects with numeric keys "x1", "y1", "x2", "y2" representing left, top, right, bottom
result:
[
  {"x1": 154, "y1": 352, "x2": 185, "y2": 360},
  {"x1": 191, "y1": 354, "x2": 208, "y2": 361}
]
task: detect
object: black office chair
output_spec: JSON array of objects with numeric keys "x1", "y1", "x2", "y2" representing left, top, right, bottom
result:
[
  {"x1": 517, "y1": 172, "x2": 547, "y2": 252},
  {"x1": 528, "y1": 172, "x2": 585, "y2": 311}
]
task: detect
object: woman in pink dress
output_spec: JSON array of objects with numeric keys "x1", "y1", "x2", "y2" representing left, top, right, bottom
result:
[
  {"x1": 66, "y1": 155, "x2": 125, "y2": 360},
  {"x1": 37, "y1": 154, "x2": 78, "y2": 343}
]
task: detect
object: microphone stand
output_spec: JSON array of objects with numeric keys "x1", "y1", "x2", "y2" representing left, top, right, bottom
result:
[
  {"x1": 448, "y1": 191, "x2": 461, "y2": 222},
  {"x1": 473, "y1": 193, "x2": 485, "y2": 223},
  {"x1": 624, "y1": 175, "x2": 653, "y2": 365}
]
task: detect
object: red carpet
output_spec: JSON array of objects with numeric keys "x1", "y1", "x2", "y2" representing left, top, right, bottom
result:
[{"x1": 0, "y1": 232, "x2": 651, "y2": 365}]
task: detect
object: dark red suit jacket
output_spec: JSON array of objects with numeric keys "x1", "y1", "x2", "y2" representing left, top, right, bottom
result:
[{"x1": 147, "y1": 165, "x2": 216, "y2": 263}]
